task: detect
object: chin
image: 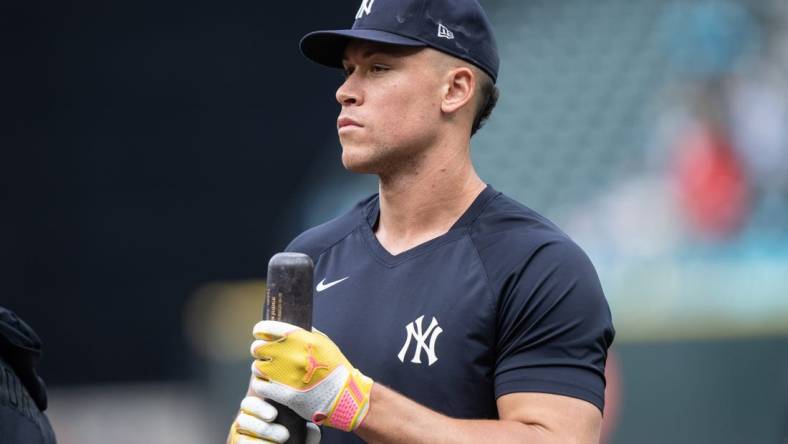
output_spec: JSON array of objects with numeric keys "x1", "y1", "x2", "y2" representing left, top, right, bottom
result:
[
  {"x1": 339, "y1": 137, "x2": 418, "y2": 175},
  {"x1": 339, "y1": 140, "x2": 380, "y2": 173},
  {"x1": 341, "y1": 150, "x2": 379, "y2": 174}
]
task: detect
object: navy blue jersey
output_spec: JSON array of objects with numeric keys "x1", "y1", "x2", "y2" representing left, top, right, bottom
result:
[{"x1": 286, "y1": 185, "x2": 614, "y2": 443}]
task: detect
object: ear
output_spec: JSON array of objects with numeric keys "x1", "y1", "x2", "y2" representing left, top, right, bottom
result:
[{"x1": 440, "y1": 67, "x2": 476, "y2": 114}]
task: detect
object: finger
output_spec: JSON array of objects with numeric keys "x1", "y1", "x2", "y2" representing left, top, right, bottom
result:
[
  {"x1": 253, "y1": 320, "x2": 302, "y2": 341},
  {"x1": 240, "y1": 396, "x2": 278, "y2": 422},
  {"x1": 250, "y1": 374, "x2": 275, "y2": 398},
  {"x1": 250, "y1": 339, "x2": 275, "y2": 359},
  {"x1": 251, "y1": 360, "x2": 274, "y2": 381},
  {"x1": 231, "y1": 434, "x2": 276, "y2": 444},
  {"x1": 229, "y1": 422, "x2": 277, "y2": 444},
  {"x1": 306, "y1": 422, "x2": 322, "y2": 444},
  {"x1": 249, "y1": 376, "x2": 293, "y2": 406},
  {"x1": 237, "y1": 411, "x2": 290, "y2": 443}
]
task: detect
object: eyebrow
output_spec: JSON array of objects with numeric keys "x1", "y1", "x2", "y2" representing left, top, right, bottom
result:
[
  {"x1": 342, "y1": 49, "x2": 382, "y2": 62},
  {"x1": 342, "y1": 44, "x2": 418, "y2": 62}
]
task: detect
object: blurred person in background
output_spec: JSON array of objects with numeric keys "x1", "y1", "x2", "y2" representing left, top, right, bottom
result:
[
  {"x1": 0, "y1": 307, "x2": 57, "y2": 444},
  {"x1": 227, "y1": 0, "x2": 614, "y2": 443}
]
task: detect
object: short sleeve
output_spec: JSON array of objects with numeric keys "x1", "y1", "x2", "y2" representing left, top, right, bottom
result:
[{"x1": 493, "y1": 239, "x2": 615, "y2": 412}]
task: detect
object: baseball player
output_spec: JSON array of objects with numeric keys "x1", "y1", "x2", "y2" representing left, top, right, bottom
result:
[{"x1": 229, "y1": 0, "x2": 614, "y2": 443}]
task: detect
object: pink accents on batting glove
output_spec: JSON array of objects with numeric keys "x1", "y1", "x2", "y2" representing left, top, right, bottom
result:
[
  {"x1": 330, "y1": 389, "x2": 358, "y2": 430},
  {"x1": 348, "y1": 378, "x2": 364, "y2": 401},
  {"x1": 322, "y1": 376, "x2": 372, "y2": 432}
]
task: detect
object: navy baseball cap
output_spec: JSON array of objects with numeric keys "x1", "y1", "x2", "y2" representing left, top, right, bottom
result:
[{"x1": 300, "y1": 0, "x2": 499, "y2": 83}]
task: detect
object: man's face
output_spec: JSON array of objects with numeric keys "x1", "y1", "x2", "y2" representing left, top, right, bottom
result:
[{"x1": 336, "y1": 40, "x2": 447, "y2": 174}]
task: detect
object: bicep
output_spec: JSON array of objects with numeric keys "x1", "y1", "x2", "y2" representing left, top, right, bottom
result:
[
  {"x1": 495, "y1": 240, "x2": 614, "y2": 412},
  {"x1": 497, "y1": 392, "x2": 602, "y2": 444}
]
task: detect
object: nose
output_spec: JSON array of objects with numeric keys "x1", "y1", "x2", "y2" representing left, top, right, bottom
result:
[{"x1": 336, "y1": 76, "x2": 362, "y2": 106}]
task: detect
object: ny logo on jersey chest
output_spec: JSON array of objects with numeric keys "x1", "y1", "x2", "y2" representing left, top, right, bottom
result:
[{"x1": 397, "y1": 315, "x2": 443, "y2": 366}]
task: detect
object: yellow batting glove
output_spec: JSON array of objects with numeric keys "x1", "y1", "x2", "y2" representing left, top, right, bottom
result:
[{"x1": 250, "y1": 320, "x2": 373, "y2": 432}]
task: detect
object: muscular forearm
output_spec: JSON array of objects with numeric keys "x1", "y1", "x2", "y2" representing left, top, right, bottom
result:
[
  {"x1": 355, "y1": 384, "x2": 556, "y2": 444},
  {"x1": 237, "y1": 320, "x2": 601, "y2": 443}
]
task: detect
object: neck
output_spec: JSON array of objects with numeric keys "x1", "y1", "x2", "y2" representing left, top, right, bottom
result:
[{"x1": 374, "y1": 139, "x2": 486, "y2": 255}]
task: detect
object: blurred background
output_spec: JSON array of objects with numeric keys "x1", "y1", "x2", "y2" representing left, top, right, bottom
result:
[{"x1": 2, "y1": 0, "x2": 787, "y2": 443}]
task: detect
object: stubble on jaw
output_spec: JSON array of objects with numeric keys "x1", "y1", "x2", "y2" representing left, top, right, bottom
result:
[
  {"x1": 336, "y1": 48, "x2": 458, "y2": 178},
  {"x1": 340, "y1": 137, "x2": 432, "y2": 178},
  {"x1": 338, "y1": 110, "x2": 441, "y2": 179}
]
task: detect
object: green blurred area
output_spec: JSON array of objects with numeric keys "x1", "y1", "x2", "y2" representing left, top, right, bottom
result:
[{"x1": 611, "y1": 337, "x2": 788, "y2": 444}]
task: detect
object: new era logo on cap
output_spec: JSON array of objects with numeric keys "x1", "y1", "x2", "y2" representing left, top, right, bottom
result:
[{"x1": 437, "y1": 23, "x2": 454, "y2": 40}]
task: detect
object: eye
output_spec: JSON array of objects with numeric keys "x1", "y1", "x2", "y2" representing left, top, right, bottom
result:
[
  {"x1": 370, "y1": 64, "x2": 389, "y2": 74},
  {"x1": 342, "y1": 65, "x2": 355, "y2": 78}
]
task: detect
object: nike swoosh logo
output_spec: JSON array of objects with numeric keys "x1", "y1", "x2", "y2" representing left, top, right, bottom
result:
[{"x1": 316, "y1": 276, "x2": 349, "y2": 292}]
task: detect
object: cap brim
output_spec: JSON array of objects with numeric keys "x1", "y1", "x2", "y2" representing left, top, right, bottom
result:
[{"x1": 299, "y1": 29, "x2": 426, "y2": 69}]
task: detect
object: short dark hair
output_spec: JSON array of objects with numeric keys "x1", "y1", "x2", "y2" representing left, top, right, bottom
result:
[{"x1": 471, "y1": 75, "x2": 499, "y2": 136}]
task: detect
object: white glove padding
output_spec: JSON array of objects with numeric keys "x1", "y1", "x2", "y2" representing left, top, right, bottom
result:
[{"x1": 229, "y1": 396, "x2": 321, "y2": 444}]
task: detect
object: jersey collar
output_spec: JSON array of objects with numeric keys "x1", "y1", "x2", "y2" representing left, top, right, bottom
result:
[{"x1": 360, "y1": 185, "x2": 500, "y2": 266}]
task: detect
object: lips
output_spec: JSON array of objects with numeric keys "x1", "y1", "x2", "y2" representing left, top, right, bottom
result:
[{"x1": 337, "y1": 116, "x2": 362, "y2": 129}]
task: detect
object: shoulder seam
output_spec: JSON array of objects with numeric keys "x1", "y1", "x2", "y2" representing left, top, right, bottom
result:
[
  {"x1": 468, "y1": 190, "x2": 502, "y2": 228},
  {"x1": 463, "y1": 191, "x2": 504, "y2": 317},
  {"x1": 465, "y1": 232, "x2": 500, "y2": 326},
  {"x1": 289, "y1": 195, "x2": 375, "y2": 261},
  {"x1": 311, "y1": 223, "x2": 362, "y2": 264}
]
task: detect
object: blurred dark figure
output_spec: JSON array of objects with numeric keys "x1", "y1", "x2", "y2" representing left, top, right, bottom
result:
[{"x1": 0, "y1": 307, "x2": 57, "y2": 443}]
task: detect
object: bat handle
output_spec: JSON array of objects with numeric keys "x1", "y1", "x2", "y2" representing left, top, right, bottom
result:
[
  {"x1": 265, "y1": 252, "x2": 314, "y2": 444},
  {"x1": 273, "y1": 401, "x2": 308, "y2": 444}
]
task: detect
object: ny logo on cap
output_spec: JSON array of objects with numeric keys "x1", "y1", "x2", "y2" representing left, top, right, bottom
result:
[
  {"x1": 355, "y1": 0, "x2": 375, "y2": 19},
  {"x1": 437, "y1": 23, "x2": 454, "y2": 40}
]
